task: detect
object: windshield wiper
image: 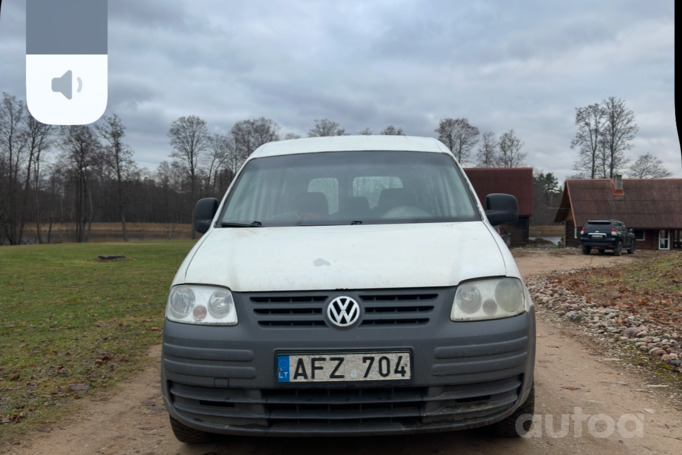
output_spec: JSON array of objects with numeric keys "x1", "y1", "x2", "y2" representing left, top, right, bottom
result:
[
  {"x1": 350, "y1": 220, "x2": 363, "y2": 225},
  {"x1": 221, "y1": 221, "x2": 262, "y2": 227}
]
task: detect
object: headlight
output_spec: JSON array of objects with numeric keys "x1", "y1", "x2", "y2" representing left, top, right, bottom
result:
[
  {"x1": 451, "y1": 278, "x2": 526, "y2": 321},
  {"x1": 166, "y1": 285, "x2": 238, "y2": 325}
]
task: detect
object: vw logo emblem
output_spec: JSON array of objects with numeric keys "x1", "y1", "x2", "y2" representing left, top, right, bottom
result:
[{"x1": 327, "y1": 296, "x2": 361, "y2": 328}]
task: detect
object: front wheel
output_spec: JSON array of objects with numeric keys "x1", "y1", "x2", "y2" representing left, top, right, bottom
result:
[
  {"x1": 613, "y1": 241, "x2": 622, "y2": 256},
  {"x1": 627, "y1": 241, "x2": 636, "y2": 254},
  {"x1": 169, "y1": 416, "x2": 212, "y2": 444},
  {"x1": 582, "y1": 246, "x2": 591, "y2": 255},
  {"x1": 490, "y1": 384, "x2": 535, "y2": 437}
]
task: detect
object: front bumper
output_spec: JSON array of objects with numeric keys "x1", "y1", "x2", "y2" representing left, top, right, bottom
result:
[{"x1": 161, "y1": 288, "x2": 536, "y2": 436}]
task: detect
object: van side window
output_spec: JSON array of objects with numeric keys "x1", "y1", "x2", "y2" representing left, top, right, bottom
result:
[
  {"x1": 308, "y1": 178, "x2": 339, "y2": 214},
  {"x1": 353, "y1": 176, "x2": 403, "y2": 209}
]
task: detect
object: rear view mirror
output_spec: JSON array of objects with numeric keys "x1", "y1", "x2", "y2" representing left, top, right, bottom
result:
[
  {"x1": 485, "y1": 193, "x2": 519, "y2": 226},
  {"x1": 194, "y1": 198, "x2": 219, "y2": 234}
]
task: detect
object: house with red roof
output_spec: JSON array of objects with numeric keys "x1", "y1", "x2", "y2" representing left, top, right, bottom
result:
[
  {"x1": 554, "y1": 175, "x2": 682, "y2": 250},
  {"x1": 464, "y1": 168, "x2": 534, "y2": 247}
]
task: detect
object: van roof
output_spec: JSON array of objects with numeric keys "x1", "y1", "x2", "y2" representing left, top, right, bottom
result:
[{"x1": 251, "y1": 135, "x2": 453, "y2": 159}]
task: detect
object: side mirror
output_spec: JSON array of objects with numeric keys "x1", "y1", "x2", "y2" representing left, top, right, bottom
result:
[
  {"x1": 485, "y1": 193, "x2": 519, "y2": 226},
  {"x1": 194, "y1": 198, "x2": 219, "y2": 234}
]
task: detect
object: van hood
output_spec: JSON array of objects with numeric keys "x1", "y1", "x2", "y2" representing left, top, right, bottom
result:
[{"x1": 182, "y1": 222, "x2": 508, "y2": 292}]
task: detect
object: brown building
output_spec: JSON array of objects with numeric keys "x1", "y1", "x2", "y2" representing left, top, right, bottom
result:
[
  {"x1": 554, "y1": 176, "x2": 682, "y2": 250},
  {"x1": 464, "y1": 168, "x2": 534, "y2": 247}
]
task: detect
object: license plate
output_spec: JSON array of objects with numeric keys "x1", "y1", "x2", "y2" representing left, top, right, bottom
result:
[
  {"x1": 591, "y1": 234, "x2": 605, "y2": 238},
  {"x1": 277, "y1": 352, "x2": 411, "y2": 383}
]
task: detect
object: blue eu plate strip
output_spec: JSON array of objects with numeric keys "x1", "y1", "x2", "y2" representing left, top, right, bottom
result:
[{"x1": 277, "y1": 356, "x2": 290, "y2": 382}]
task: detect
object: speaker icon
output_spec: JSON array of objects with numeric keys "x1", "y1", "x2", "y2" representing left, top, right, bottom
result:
[
  {"x1": 51, "y1": 70, "x2": 83, "y2": 100},
  {"x1": 27, "y1": 54, "x2": 107, "y2": 124}
]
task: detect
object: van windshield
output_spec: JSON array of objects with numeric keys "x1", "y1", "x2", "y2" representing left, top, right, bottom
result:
[{"x1": 219, "y1": 151, "x2": 480, "y2": 226}]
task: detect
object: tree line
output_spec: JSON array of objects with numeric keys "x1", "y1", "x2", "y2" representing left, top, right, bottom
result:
[
  {"x1": 434, "y1": 119, "x2": 528, "y2": 168},
  {"x1": 1, "y1": 91, "x2": 672, "y2": 245}
]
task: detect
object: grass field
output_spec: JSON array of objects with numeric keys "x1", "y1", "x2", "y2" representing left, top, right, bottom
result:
[{"x1": 0, "y1": 240, "x2": 196, "y2": 443}]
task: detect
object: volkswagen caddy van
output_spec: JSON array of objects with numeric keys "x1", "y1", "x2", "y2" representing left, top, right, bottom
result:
[{"x1": 161, "y1": 135, "x2": 536, "y2": 443}]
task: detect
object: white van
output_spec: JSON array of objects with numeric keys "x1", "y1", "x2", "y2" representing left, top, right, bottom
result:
[{"x1": 161, "y1": 135, "x2": 536, "y2": 442}]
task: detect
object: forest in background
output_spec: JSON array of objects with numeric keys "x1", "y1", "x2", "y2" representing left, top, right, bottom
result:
[{"x1": 1, "y1": 92, "x2": 667, "y2": 245}]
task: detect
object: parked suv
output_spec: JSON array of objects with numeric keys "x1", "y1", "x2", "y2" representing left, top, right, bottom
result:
[
  {"x1": 161, "y1": 136, "x2": 536, "y2": 442},
  {"x1": 580, "y1": 219, "x2": 636, "y2": 256}
]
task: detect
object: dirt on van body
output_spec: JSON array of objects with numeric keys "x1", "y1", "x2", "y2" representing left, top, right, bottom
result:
[{"x1": 3, "y1": 248, "x2": 681, "y2": 455}]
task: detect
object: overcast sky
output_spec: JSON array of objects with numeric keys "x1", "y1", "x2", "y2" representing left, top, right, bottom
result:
[{"x1": 1, "y1": 0, "x2": 679, "y2": 180}]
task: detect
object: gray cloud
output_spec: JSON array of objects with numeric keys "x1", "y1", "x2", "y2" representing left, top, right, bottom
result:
[{"x1": 0, "y1": 0, "x2": 678, "y2": 180}]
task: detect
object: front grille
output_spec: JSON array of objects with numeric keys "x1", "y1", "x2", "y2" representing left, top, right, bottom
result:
[
  {"x1": 251, "y1": 294, "x2": 329, "y2": 327},
  {"x1": 359, "y1": 293, "x2": 436, "y2": 326},
  {"x1": 361, "y1": 318, "x2": 430, "y2": 326},
  {"x1": 359, "y1": 293, "x2": 438, "y2": 301},
  {"x1": 248, "y1": 290, "x2": 441, "y2": 328},
  {"x1": 253, "y1": 308, "x2": 323, "y2": 315},
  {"x1": 251, "y1": 296, "x2": 327, "y2": 303},
  {"x1": 168, "y1": 376, "x2": 522, "y2": 429},
  {"x1": 259, "y1": 320, "x2": 328, "y2": 327}
]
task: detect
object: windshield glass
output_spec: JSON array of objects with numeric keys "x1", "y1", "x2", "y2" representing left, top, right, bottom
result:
[{"x1": 220, "y1": 151, "x2": 480, "y2": 226}]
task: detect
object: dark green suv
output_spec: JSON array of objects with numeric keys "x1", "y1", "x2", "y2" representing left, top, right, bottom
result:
[{"x1": 580, "y1": 220, "x2": 636, "y2": 256}]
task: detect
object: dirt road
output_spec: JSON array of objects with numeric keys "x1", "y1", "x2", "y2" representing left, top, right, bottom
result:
[{"x1": 6, "y1": 250, "x2": 682, "y2": 455}]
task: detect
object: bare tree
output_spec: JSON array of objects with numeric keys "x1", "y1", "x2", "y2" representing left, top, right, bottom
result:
[
  {"x1": 435, "y1": 118, "x2": 480, "y2": 164},
  {"x1": 380, "y1": 125, "x2": 405, "y2": 135},
  {"x1": 475, "y1": 131, "x2": 498, "y2": 167},
  {"x1": 231, "y1": 117, "x2": 280, "y2": 163},
  {"x1": 571, "y1": 103, "x2": 607, "y2": 179},
  {"x1": 307, "y1": 119, "x2": 347, "y2": 137},
  {"x1": 43, "y1": 161, "x2": 60, "y2": 243},
  {"x1": 223, "y1": 135, "x2": 244, "y2": 177},
  {"x1": 0, "y1": 93, "x2": 28, "y2": 244},
  {"x1": 284, "y1": 132, "x2": 301, "y2": 140},
  {"x1": 168, "y1": 115, "x2": 210, "y2": 202},
  {"x1": 155, "y1": 160, "x2": 185, "y2": 230},
  {"x1": 60, "y1": 125, "x2": 101, "y2": 242},
  {"x1": 600, "y1": 96, "x2": 637, "y2": 179},
  {"x1": 628, "y1": 153, "x2": 672, "y2": 178},
  {"x1": 358, "y1": 127, "x2": 372, "y2": 135},
  {"x1": 204, "y1": 133, "x2": 232, "y2": 195},
  {"x1": 97, "y1": 114, "x2": 135, "y2": 241},
  {"x1": 20, "y1": 114, "x2": 53, "y2": 243},
  {"x1": 497, "y1": 129, "x2": 527, "y2": 168},
  {"x1": 168, "y1": 115, "x2": 210, "y2": 238}
]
